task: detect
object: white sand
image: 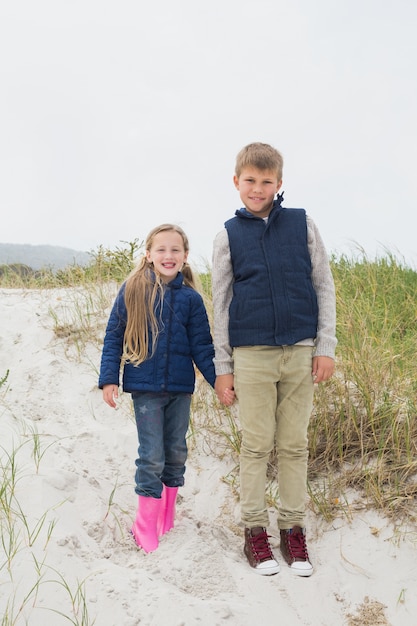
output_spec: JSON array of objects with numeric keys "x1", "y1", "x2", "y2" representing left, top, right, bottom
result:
[{"x1": 1, "y1": 287, "x2": 417, "y2": 626}]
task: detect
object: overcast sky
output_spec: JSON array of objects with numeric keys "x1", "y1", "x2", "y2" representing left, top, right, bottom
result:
[{"x1": 1, "y1": 0, "x2": 417, "y2": 268}]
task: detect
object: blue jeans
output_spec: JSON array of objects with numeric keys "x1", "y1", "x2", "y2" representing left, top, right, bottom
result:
[{"x1": 131, "y1": 391, "x2": 192, "y2": 498}]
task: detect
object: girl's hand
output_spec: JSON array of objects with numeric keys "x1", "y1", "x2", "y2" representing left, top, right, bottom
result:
[
  {"x1": 103, "y1": 384, "x2": 119, "y2": 408},
  {"x1": 223, "y1": 387, "x2": 236, "y2": 406}
]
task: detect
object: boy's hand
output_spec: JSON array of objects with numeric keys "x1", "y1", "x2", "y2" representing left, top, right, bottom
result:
[
  {"x1": 103, "y1": 384, "x2": 119, "y2": 408},
  {"x1": 312, "y1": 356, "x2": 335, "y2": 384},
  {"x1": 215, "y1": 374, "x2": 235, "y2": 406}
]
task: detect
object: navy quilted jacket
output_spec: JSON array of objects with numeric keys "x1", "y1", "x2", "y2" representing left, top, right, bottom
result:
[{"x1": 98, "y1": 272, "x2": 215, "y2": 393}]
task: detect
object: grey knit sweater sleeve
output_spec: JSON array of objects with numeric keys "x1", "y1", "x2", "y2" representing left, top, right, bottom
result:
[
  {"x1": 211, "y1": 215, "x2": 337, "y2": 375},
  {"x1": 307, "y1": 215, "x2": 337, "y2": 358},
  {"x1": 212, "y1": 228, "x2": 235, "y2": 375}
]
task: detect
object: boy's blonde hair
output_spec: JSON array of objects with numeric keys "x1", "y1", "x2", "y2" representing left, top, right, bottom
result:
[
  {"x1": 123, "y1": 224, "x2": 197, "y2": 366},
  {"x1": 235, "y1": 142, "x2": 284, "y2": 180}
]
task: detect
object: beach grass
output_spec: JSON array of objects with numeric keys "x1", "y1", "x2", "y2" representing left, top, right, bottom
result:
[{"x1": 2, "y1": 243, "x2": 417, "y2": 523}]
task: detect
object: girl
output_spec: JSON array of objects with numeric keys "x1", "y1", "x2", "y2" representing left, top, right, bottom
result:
[{"x1": 99, "y1": 224, "x2": 217, "y2": 553}]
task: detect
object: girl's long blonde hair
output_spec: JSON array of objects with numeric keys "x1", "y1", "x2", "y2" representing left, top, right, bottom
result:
[{"x1": 123, "y1": 224, "x2": 197, "y2": 366}]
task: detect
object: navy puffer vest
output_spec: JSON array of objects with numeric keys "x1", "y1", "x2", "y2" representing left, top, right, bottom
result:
[{"x1": 225, "y1": 197, "x2": 318, "y2": 347}]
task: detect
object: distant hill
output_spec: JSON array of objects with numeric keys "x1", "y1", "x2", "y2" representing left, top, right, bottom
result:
[{"x1": 0, "y1": 243, "x2": 91, "y2": 271}]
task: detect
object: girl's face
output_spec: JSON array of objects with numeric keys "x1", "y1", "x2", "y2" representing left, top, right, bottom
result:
[{"x1": 146, "y1": 230, "x2": 188, "y2": 283}]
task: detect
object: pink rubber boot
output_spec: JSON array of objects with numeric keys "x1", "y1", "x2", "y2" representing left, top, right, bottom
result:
[
  {"x1": 157, "y1": 486, "x2": 179, "y2": 536},
  {"x1": 131, "y1": 495, "x2": 161, "y2": 553}
]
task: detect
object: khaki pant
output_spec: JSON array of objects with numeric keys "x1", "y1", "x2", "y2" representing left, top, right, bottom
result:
[{"x1": 234, "y1": 345, "x2": 314, "y2": 530}]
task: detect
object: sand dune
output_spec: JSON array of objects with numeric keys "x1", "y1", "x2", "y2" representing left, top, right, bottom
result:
[{"x1": 1, "y1": 287, "x2": 416, "y2": 625}]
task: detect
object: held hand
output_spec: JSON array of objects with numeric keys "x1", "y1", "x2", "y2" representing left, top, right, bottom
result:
[
  {"x1": 215, "y1": 374, "x2": 236, "y2": 406},
  {"x1": 223, "y1": 387, "x2": 236, "y2": 406},
  {"x1": 103, "y1": 384, "x2": 119, "y2": 408},
  {"x1": 312, "y1": 356, "x2": 335, "y2": 384}
]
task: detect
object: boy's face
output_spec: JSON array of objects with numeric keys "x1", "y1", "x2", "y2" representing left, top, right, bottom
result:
[{"x1": 233, "y1": 166, "x2": 282, "y2": 218}]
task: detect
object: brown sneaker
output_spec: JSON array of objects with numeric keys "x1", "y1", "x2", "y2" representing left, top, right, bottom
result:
[
  {"x1": 244, "y1": 527, "x2": 280, "y2": 576},
  {"x1": 280, "y1": 526, "x2": 313, "y2": 577}
]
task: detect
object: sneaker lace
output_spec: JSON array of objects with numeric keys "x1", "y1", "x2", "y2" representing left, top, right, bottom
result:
[
  {"x1": 287, "y1": 530, "x2": 309, "y2": 560},
  {"x1": 250, "y1": 530, "x2": 274, "y2": 562}
]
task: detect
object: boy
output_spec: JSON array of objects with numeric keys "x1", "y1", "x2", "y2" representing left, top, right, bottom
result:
[{"x1": 212, "y1": 142, "x2": 336, "y2": 577}]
